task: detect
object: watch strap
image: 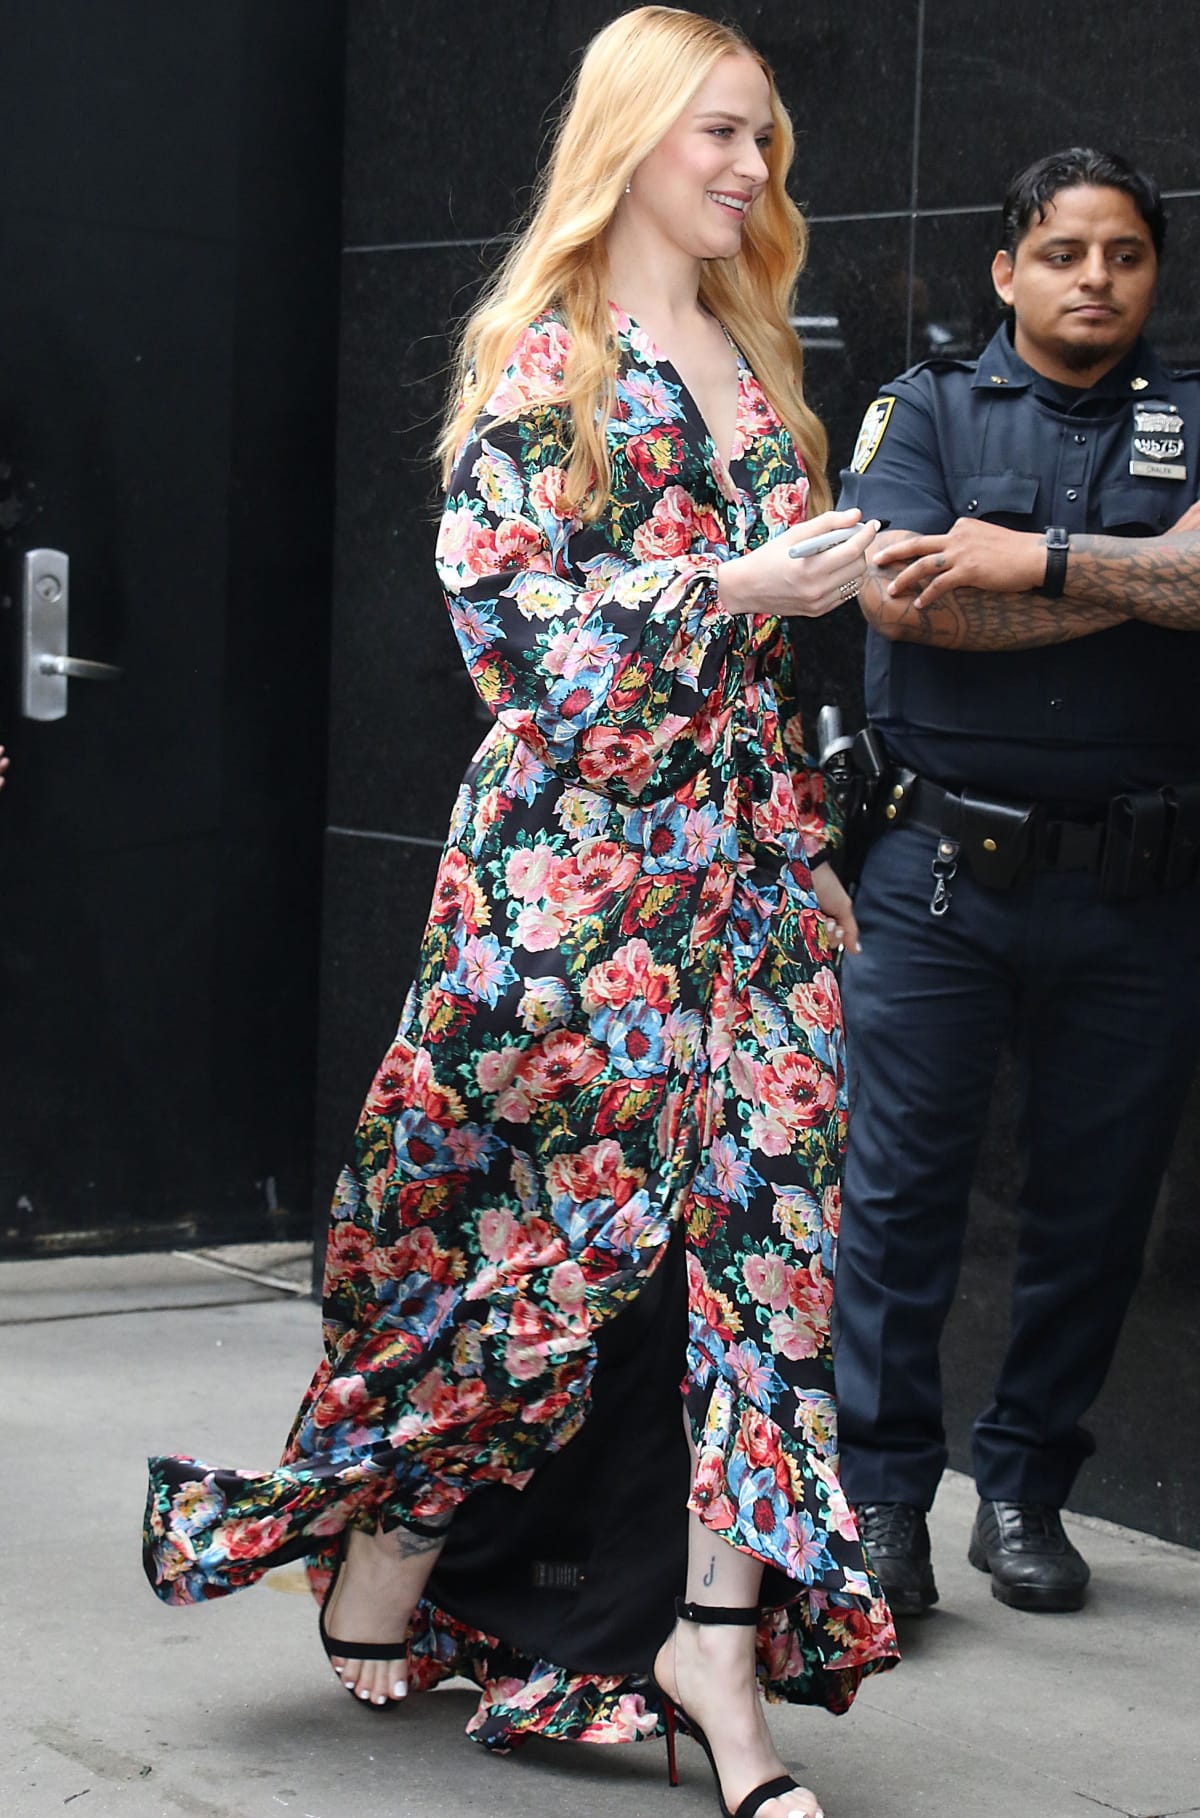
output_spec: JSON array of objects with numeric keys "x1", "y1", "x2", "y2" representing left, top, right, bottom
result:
[{"x1": 1041, "y1": 526, "x2": 1070, "y2": 599}]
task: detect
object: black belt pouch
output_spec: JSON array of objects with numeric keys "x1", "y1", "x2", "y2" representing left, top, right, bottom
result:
[
  {"x1": 958, "y1": 792, "x2": 1036, "y2": 890},
  {"x1": 1100, "y1": 791, "x2": 1168, "y2": 899},
  {"x1": 1160, "y1": 783, "x2": 1200, "y2": 890}
]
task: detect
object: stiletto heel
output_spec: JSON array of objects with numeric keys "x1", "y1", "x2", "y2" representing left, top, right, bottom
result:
[
  {"x1": 317, "y1": 1533, "x2": 408, "y2": 1712},
  {"x1": 663, "y1": 1697, "x2": 679, "y2": 1787},
  {"x1": 652, "y1": 1599, "x2": 821, "y2": 1818}
]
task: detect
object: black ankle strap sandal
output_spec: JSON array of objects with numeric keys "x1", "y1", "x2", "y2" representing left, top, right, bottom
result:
[
  {"x1": 653, "y1": 1598, "x2": 823, "y2": 1818},
  {"x1": 676, "y1": 1598, "x2": 760, "y2": 1625}
]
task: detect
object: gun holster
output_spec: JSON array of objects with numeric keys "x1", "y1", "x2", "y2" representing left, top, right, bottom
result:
[{"x1": 825, "y1": 725, "x2": 888, "y2": 887}]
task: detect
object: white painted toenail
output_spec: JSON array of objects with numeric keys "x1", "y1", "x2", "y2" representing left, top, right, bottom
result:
[
  {"x1": 358, "y1": 1687, "x2": 372, "y2": 1700},
  {"x1": 392, "y1": 1682, "x2": 407, "y2": 1698}
]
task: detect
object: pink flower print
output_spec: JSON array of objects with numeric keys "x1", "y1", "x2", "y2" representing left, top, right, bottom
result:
[
  {"x1": 435, "y1": 503, "x2": 480, "y2": 570},
  {"x1": 782, "y1": 1510, "x2": 833, "y2": 1580},
  {"x1": 682, "y1": 803, "x2": 722, "y2": 866},
  {"x1": 787, "y1": 967, "x2": 841, "y2": 1036},
  {"x1": 547, "y1": 1260, "x2": 587, "y2": 1312},
  {"x1": 505, "y1": 845, "x2": 554, "y2": 902},
  {"x1": 768, "y1": 1306, "x2": 822, "y2": 1362},
  {"x1": 761, "y1": 478, "x2": 811, "y2": 529},
  {"x1": 746, "y1": 1105, "x2": 795, "y2": 1156},
  {"x1": 729, "y1": 373, "x2": 777, "y2": 460},
  {"x1": 528, "y1": 464, "x2": 570, "y2": 520},
  {"x1": 514, "y1": 903, "x2": 566, "y2": 952},
  {"x1": 475, "y1": 1046, "x2": 522, "y2": 1095},
  {"x1": 742, "y1": 1250, "x2": 790, "y2": 1310},
  {"x1": 477, "y1": 1206, "x2": 516, "y2": 1263},
  {"x1": 446, "y1": 1126, "x2": 490, "y2": 1169}
]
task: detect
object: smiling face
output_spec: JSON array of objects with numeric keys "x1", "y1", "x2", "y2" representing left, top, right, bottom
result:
[
  {"x1": 991, "y1": 184, "x2": 1158, "y2": 386},
  {"x1": 624, "y1": 53, "x2": 774, "y2": 264}
]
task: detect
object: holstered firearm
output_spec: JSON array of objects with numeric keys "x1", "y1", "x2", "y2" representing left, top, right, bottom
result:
[{"x1": 816, "y1": 705, "x2": 888, "y2": 888}]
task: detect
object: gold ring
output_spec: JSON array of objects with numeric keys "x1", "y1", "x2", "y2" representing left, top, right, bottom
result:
[{"x1": 835, "y1": 579, "x2": 861, "y2": 603}]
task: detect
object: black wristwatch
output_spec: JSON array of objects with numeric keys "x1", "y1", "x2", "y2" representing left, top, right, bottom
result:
[{"x1": 1040, "y1": 525, "x2": 1070, "y2": 599}]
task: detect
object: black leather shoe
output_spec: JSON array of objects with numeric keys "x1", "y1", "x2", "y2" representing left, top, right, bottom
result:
[
  {"x1": 854, "y1": 1501, "x2": 938, "y2": 1616},
  {"x1": 968, "y1": 1500, "x2": 1090, "y2": 1612}
]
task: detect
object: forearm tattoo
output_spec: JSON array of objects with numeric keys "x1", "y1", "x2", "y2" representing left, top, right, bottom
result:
[
  {"x1": 1071, "y1": 530, "x2": 1200, "y2": 630},
  {"x1": 859, "y1": 572, "x2": 1122, "y2": 651},
  {"x1": 859, "y1": 530, "x2": 1200, "y2": 652}
]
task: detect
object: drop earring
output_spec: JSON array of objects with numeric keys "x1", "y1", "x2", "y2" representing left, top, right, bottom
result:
[{"x1": 624, "y1": 182, "x2": 631, "y2": 194}]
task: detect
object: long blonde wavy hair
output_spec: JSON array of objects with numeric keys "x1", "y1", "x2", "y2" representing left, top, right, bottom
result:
[{"x1": 436, "y1": 5, "x2": 830, "y2": 521}]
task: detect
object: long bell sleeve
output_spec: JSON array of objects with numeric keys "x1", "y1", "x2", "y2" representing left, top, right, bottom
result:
[{"x1": 436, "y1": 338, "x2": 748, "y2": 806}]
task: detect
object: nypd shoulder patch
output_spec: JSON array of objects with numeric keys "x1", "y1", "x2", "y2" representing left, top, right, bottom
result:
[{"x1": 850, "y1": 397, "x2": 895, "y2": 474}]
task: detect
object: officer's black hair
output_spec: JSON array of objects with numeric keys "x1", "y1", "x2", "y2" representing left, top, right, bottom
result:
[{"x1": 1002, "y1": 148, "x2": 1166, "y2": 258}]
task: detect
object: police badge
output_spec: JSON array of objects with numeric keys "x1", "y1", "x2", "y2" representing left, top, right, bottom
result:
[
  {"x1": 850, "y1": 397, "x2": 895, "y2": 474},
  {"x1": 1130, "y1": 400, "x2": 1187, "y2": 481}
]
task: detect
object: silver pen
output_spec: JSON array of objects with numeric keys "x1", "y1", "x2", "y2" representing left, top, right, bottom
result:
[{"x1": 787, "y1": 520, "x2": 884, "y2": 560}]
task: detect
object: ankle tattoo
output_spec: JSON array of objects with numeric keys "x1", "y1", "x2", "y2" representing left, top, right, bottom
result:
[{"x1": 392, "y1": 1522, "x2": 448, "y2": 1559}]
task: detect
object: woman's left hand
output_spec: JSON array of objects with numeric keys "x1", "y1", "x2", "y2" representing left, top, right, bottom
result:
[{"x1": 811, "y1": 860, "x2": 860, "y2": 955}]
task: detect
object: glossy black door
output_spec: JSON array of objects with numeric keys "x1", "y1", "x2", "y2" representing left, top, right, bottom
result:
[{"x1": 0, "y1": 2, "x2": 344, "y2": 1255}]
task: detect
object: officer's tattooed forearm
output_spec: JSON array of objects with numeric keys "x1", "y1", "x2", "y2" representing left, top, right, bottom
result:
[
  {"x1": 858, "y1": 571, "x2": 1125, "y2": 651},
  {"x1": 1069, "y1": 530, "x2": 1200, "y2": 629},
  {"x1": 860, "y1": 530, "x2": 1200, "y2": 650}
]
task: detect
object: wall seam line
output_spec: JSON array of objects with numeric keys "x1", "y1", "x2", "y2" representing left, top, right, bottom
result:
[
  {"x1": 328, "y1": 825, "x2": 445, "y2": 849},
  {"x1": 906, "y1": 0, "x2": 927, "y2": 368},
  {"x1": 340, "y1": 190, "x2": 1200, "y2": 256}
]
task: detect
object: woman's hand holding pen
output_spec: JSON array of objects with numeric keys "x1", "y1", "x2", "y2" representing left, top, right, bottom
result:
[{"x1": 716, "y1": 509, "x2": 880, "y2": 618}]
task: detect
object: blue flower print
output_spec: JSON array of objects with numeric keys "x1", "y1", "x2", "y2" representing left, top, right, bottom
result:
[
  {"x1": 694, "y1": 1135, "x2": 766, "y2": 1209},
  {"x1": 732, "y1": 1456, "x2": 791, "y2": 1543},
  {"x1": 472, "y1": 440, "x2": 525, "y2": 516},
  {"x1": 781, "y1": 1508, "x2": 837, "y2": 1584},
  {"x1": 625, "y1": 800, "x2": 689, "y2": 875},
  {"x1": 441, "y1": 932, "x2": 519, "y2": 1007},
  {"x1": 379, "y1": 1270, "x2": 458, "y2": 1341},
  {"x1": 613, "y1": 370, "x2": 685, "y2": 433},
  {"x1": 393, "y1": 1108, "x2": 455, "y2": 1181},
  {"x1": 725, "y1": 1339, "x2": 786, "y2": 1412},
  {"x1": 589, "y1": 1001, "x2": 666, "y2": 1079}
]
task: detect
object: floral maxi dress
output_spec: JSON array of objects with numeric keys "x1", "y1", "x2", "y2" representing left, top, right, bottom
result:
[{"x1": 144, "y1": 306, "x2": 899, "y2": 1749}]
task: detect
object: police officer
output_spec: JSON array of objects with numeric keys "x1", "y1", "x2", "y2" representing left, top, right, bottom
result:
[{"x1": 834, "y1": 148, "x2": 1200, "y2": 1614}]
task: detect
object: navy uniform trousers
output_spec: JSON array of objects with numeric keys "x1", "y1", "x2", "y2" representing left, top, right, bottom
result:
[{"x1": 834, "y1": 820, "x2": 1200, "y2": 1510}]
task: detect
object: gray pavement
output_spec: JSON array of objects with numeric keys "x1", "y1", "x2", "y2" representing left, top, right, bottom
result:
[{"x1": 2, "y1": 1245, "x2": 1197, "y2": 1818}]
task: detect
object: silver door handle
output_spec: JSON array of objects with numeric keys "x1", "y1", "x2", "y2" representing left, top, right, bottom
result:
[
  {"x1": 38, "y1": 654, "x2": 122, "y2": 681},
  {"x1": 20, "y1": 549, "x2": 123, "y2": 720}
]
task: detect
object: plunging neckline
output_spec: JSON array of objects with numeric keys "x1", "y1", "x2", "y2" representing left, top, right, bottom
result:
[{"x1": 609, "y1": 301, "x2": 745, "y2": 481}]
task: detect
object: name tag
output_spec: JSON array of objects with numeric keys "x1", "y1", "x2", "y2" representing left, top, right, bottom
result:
[{"x1": 1130, "y1": 402, "x2": 1186, "y2": 480}]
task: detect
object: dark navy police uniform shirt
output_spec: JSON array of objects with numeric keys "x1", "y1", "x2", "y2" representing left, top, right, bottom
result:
[{"x1": 838, "y1": 323, "x2": 1200, "y2": 803}]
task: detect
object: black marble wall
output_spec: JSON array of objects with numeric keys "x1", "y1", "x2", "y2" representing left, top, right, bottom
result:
[{"x1": 320, "y1": 1, "x2": 1200, "y2": 1544}]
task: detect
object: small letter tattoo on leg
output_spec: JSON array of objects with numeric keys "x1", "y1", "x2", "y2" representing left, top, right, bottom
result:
[{"x1": 703, "y1": 1555, "x2": 716, "y2": 1587}]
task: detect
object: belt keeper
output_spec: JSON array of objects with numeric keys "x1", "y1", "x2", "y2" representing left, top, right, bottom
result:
[
  {"x1": 1099, "y1": 791, "x2": 1168, "y2": 899},
  {"x1": 882, "y1": 768, "x2": 916, "y2": 825},
  {"x1": 1046, "y1": 818, "x2": 1105, "y2": 873},
  {"x1": 1160, "y1": 784, "x2": 1200, "y2": 890}
]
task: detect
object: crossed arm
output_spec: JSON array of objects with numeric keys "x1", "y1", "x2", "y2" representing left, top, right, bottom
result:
[{"x1": 860, "y1": 500, "x2": 1200, "y2": 651}]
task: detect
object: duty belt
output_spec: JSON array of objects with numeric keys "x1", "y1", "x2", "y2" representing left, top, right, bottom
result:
[{"x1": 885, "y1": 773, "x2": 1200, "y2": 901}]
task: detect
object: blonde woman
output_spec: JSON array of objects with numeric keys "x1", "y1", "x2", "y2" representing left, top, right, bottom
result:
[{"x1": 144, "y1": 10, "x2": 897, "y2": 1815}]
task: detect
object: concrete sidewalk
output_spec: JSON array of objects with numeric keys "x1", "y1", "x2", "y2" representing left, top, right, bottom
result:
[{"x1": 2, "y1": 1246, "x2": 1197, "y2": 1818}]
